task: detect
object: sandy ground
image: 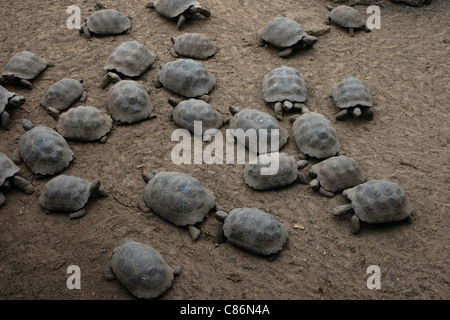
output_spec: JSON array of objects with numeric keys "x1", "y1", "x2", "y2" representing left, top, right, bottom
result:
[{"x1": 0, "y1": 0, "x2": 448, "y2": 300}]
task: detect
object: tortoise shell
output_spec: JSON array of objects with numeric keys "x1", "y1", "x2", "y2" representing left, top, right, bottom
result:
[
  {"x1": 262, "y1": 66, "x2": 307, "y2": 104},
  {"x1": 56, "y1": 106, "x2": 113, "y2": 141},
  {"x1": 0, "y1": 152, "x2": 20, "y2": 186},
  {"x1": 106, "y1": 80, "x2": 154, "y2": 124},
  {"x1": 104, "y1": 41, "x2": 156, "y2": 77},
  {"x1": 258, "y1": 17, "x2": 309, "y2": 48},
  {"x1": 40, "y1": 79, "x2": 84, "y2": 111},
  {"x1": 110, "y1": 241, "x2": 175, "y2": 299},
  {"x1": 2, "y1": 51, "x2": 48, "y2": 80},
  {"x1": 143, "y1": 171, "x2": 215, "y2": 226},
  {"x1": 329, "y1": 5, "x2": 366, "y2": 29},
  {"x1": 172, "y1": 98, "x2": 223, "y2": 134},
  {"x1": 331, "y1": 77, "x2": 372, "y2": 110},
  {"x1": 222, "y1": 208, "x2": 288, "y2": 255},
  {"x1": 152, "y1": 0, "x2": 202, "y2": 18},
  {"x1": 292, "y1": 112, "x2": 341, "y2": 159},
  {"x1": 86, "y1": 9, "x2": 131, "y2": 35},
  {"x1": 157, "y1": 59, "x2": 215, "y2": 98},
  {"x1": 344, "y1": 179, "x2": 412, "y2": 224},
  {"x1": 172, "y1": 33, "x2": 218, "y2": 59},
  {"x1": 18, "y1": 126, "x2": 73, "y2": 175}
]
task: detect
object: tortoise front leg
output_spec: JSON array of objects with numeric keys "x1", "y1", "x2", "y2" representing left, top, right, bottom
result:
[
  {"x1": 351, "y1": 215, "x2": 361, "y2": 234},
  {"x1": 104, "y1": 262, "x2": 116, "y2": 281},
  {"x1": 319, "y1": 187, "x2": 334, "y2": 198},
  {"x1": 100, "y1": 72, "x2": 121, "y2": 89},
  {"x1": 1, "y1": 111, "x2": 11, "y2": 130},
  {"x1": 187, "y1": 225, "x2": 201, "y2": 242},
  {"x1": 0, "y1": 192, "x2": 5, "y2": 207},
  {"x1": 336, "y1": 109, "x2": 349, "y2": 121},
  {"x1": 332, "y1": 204, "x2": 353, "y2": 216},
  {"x1": 69, "y1": 207, "x2": 87, "y2": 219},
  {"x1": 348, "y1": 28, "x2": 355, "y2": 37},
  {"x1": 137, "y1": 195, "x2": 151, "y2": 213},
  {"x1": 279, "y1": 46, "x2": 293, "y2": 58},
  {"x1": 177, "y1": 14, "x2": 186, "y2": 30},
  {"x1": 193, "y1": 7, "x2": 211, "y2": 18},
  {"x1": 11, "y1": 175, "x2": 34, "y2": 195},
  {"x1": 273, "y1": 102, "x2": 284, "y2": 120},
  {"x1": 19, "y1": 79, "x2": 33, "y2": 89},
  {"x1": 11, "y1": 149, "x2": 22, "y2": 165}
]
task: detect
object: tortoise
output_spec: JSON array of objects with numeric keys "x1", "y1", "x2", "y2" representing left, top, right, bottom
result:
[
  {"x1": 326, "y1": 5, "x2": 370, "y2": 36},
  {"x1": 39, "y1": 175, "x2": 109, "y2": 219},
  {"x1": 243, "y1": 152, "x2": 308, "y2": 190},
  {"x1": 138, "y1": 171, "x2": 216, "y2": 241},
  {"x1": 309, "y1": 155, "x2": 365, "y2": 197},
  {"x1": 262, "y1": 66, "x2": 309, "y2": 120},
  {"x1": 331, "y1": 76, "x2": 374, "y2": 120},
  {"x1": 0, "y1": 51, "x2": 53, "y2": 89},
  {"x1": 289, "y1": 111, "x2": 341, "y2": 159},
  {"x1": 80, "y1": 9, "x2": 132, "y2": 38},
  {"x1": 154, "y1": 59, "x2": 216, "y2": 99},
  {"x1": 0, "y1": 152, "x2": 33, "y2": 207},
  {"x1": 100, "y1": 41, "x2": 156, "y2": 89},
  {"x1": 146, "y1": 0, "x2": 211, "y2": 30},
  {"x1": 104, "y1": 241, "x2": 181, "y2": 299},
  {"x1": 106, "y1": 80, "x2": 157, "y2": 124},
  {"x1": 170, "y1": 33, "x2": 218, "y2": 60},
  {"x1": 229, "y1": 106, "x2": 289, "y2": 155},
  {"x1": 168, "y1": 97, "x2": 225, "y2": 137},
  {"x1": 40, "y1": 78, "x2": 87, "y2": 114},
  {"x1": 215, "y1": 208, "x2": 288, "y2": 256},
  {"x1": 332, "y1": 179, "x2": 413, "y2": 234},
  {"x1": 12, "y1": 120, "x2": 74, "y2": 177},
  {"x1": 258, "y1": 17, "x2": 318, "y2": 58},
  {"x1": 51, "y1": 106, "x2": 113, "y2": 143},
  {"x1": 0, "y1": 85, "x2": 25, "y2": 130}
]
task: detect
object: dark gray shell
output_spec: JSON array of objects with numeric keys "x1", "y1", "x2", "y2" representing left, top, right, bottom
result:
[
  {"x1": 292, "y1": 112, "x2": 340, "y2": 159},
  {"x1": 143, "y1": 171, "x2": 215, "y2": 226},
  {"x1": 157, "y1": 59, "x2": 216, "y2": 98},
  {"x1": 310, "y1": 155, "x2": 365, "y2": 193},
  {"x1": 107, "y1": 80, "x2": 154, "y2": 123},
  {"x1": 153, "y1": 0, "x2": 202, "y2": 18},
  {"x1": 0, "y1": 85, "x2": 16, "y2": 113},
  {"x1": 223, "y1": 208, "x2": 288, "y2": 255},
  {"x1": 0, "y1": 152, "x2": 20, "y2": 186},
  {"x1": 86, "y1": 9, "x2": 131, "y2": 35},
  {"x1": 172, "y1": 99, "x2": 224, "y2": 134},
  {"x1": 258, "y1": 17, "x2": 308, "y2": 48},
  {"x1": 329, "y1": 6, "x2": 366, "y2": 29},
  {"x1": 39, "y1": 175, "x2": 93, "y2": 212},
  {"x1": 2, "y1": 51, "x2": 48, "y2": 80},
  {"x1": 262, "y1": 66, "x2": 307, "y2": 103},
  {"x1": 56, "y1": 106, "x2": 113, "y2": 141},
  {"x1": 331, "y1": 77, "x2": 372, "y2": 110},
  {"x1": 110, "y1": 241, "x2": 175, "y2": 299},
  {"x1": 172, "y1": 33, "x2": 218, "y2": 59},
  {"x1": 243, "y1": 152, "x2": 298, "y2": 190},
  {"x1": 40, "y1": 79, "x2": 84, "y2": 111},
  {"x1": 344, "y1": 179, "x2": 412, "y2": 223},
  {"x1": 18, "y1": 126, "x2": 73, "y2": 175},
  {"x1": 104, "y1": 41, "x2": 156, "y2": 77},
  {"x1": 229, "y1": 109, "x2": 289, "y2": 154}
]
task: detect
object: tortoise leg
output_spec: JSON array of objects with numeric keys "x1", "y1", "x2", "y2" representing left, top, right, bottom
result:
[
  {"x1": 9, "y1": 95, "x2": 25, "y2": 107},
  {"x1": 279, "y1": 47, "x2": 293, "y2": 58},
  {"x1": 319, "y1": 187, "x2": 334, "y2": 198},
  {"x1": 11, "y1": 149, "x2": 22, "y2": 165},
  {"x1": 283, "y1": 100, "x2": 293, "y2": 111},
  {"x1": 137, "y1": 195, "x2": 151, "y2": 213},
  {"x1": 82, "y1": 26, "x2": 92, "y2": 39},
  {"x1": 351, "y1": 215, "x2": 361, "y2": 234},
  {"x1": 11, "y1": 176, "x2": 34, "y2": 195},
  {"x1": 104, "y1": 262, "x2": 116, "y2": 281},
  {"x1": 336, "y1": 109, "x2": 349, "y2": 121},
  {"x1": 99, "y1": 135, "x2": 107, "y2": 144},
  {"x1": 199, "y1": 95, "x2": 210, "y2": 102},
  {"x1": 168, "y1": 96, "x2": 181, "y2": 108},
  {"x1": 153, "y1": 73, "x2": 163, "y2": 88},
  {"x1": 297, "y1": 172, "x2": 308, "y2": 184},
  {"x1": 0, "y1": 192, "x2": 5, "y2": 207},
  {"x1": 19, "y1": 79, "x2": 33, "y2": 89},
  {"x1": 69, "y1": 207, "x2": 87, "y2": 219},
  {"x1": 352, "y1": 107, "x2": 362, "y2": 118},
  {"x1": 170, "y1": 47, "x2": 180, "y2": 58},
  {"x1": 195, "y1": 7, "x2": 211, "y2": 18},
  {"x1": 188, "y1": 225, "x2": 201, "y2": 242},
  {"x1": 296, "y1": 160, "x2": 308, "y2": 170},
  {"x1": 273, "y1": 102, "x2": 284, "y2": 120},
  {"x1": 361, "y1": 107, "x2": 374, "y2": 120},
  {"x1": 257, "y1": 37, "x2": 265, "y2": 47},
  {"x1": 177, "y1": 14, "x2": 186, "y2": 30},
  {"x1": 172, "y1": 266, "x2": 182, "y2": 276},
  {"x1": 1, "y1": 111, "x2": 11, "y2": 130},
  {"x1": 309, "y1": 178, "x2": 320, "y2": 190},
  {"x1": 100, "y1": 72, "x2": 121, "y2": 89},
  {"x1": 96, "y1": 187, "x2": 109, "y2": 198},
  {"x1": 79, "y1": 90, "x2": 87, "y2": 103},
  {"x1": 348, "y1": 28, "x2": 355, "y2": 37},
  {"x1": 216, "y1": 225, "x2": 226, "y2": 243},
  {"x1": 332, "y1": 204, "x2": 353, "y2": 216}
]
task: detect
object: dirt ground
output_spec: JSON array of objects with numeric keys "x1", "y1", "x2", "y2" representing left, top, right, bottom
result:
[{"x1": 0, "y1": 0, "x2": 448, "y2": 300}]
